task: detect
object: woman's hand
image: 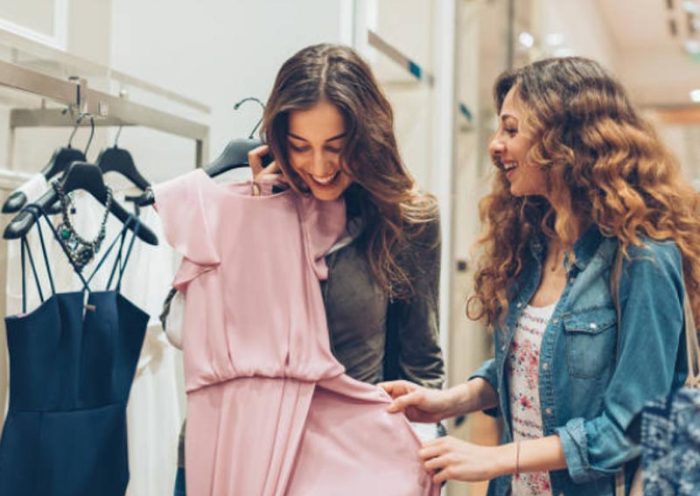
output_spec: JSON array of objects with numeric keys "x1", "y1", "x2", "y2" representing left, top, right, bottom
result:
[
  {"x1": 379, "y1": 380, "x2": 457, "y2": 423},
  {"x1": 248, "y1": 144, "x2": 286, "y2": 191},
  {"x1": 420, "y1": 436, "x2": 512, "y2": 484}
]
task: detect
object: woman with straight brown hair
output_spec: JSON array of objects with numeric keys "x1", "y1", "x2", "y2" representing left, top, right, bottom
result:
[
  {"x1": 382, "y1": 56, "x2": 700, "y2": 496},
  {"x1": 173, "y1": 43, "x2": 444, "y2": 495}
]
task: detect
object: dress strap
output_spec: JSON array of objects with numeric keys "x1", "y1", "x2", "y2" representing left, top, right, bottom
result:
[
  {"x1": 85, "y1": 215, "x2": 134, "y2": 290},
  {"x1": 106, "y1": 216, "x2": 141, "y2": 292},
  {"x1": 19, "y1": 204, "x2": 59, "y2": 312},
  {"x1": 30, "y1": 207, "x2": 56, "y2": 296}
]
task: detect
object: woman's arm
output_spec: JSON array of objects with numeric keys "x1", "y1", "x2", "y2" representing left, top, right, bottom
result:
[
  {"x1": 420, "y1": 435, "x2": 567, "y2": 483},
  {"x1": 382, "y1": 377, "x2": 499, "y2": 421}
]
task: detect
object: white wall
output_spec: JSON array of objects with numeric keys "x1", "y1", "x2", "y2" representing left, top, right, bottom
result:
[
  {"x1": 537, "y1": 0, "x2": 619, "y2": 70},
  {"x1": 109, "y1": 0, "x2": 345, "y2": 184}
]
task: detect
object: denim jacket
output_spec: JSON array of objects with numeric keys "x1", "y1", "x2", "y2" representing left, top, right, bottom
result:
[{"x1": 470, "y1": 226, "x2": 689, "y2": 496}]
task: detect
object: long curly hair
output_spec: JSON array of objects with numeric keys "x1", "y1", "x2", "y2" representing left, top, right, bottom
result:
[
  {"x1": 263, "y1": 44, "x2": 437, "y2": 299},
  {"x1": 467, "y1": 56, "x2": 700, "y2": 327}
]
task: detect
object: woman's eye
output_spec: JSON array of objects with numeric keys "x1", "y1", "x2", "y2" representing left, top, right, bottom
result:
[
  {"x1": 325, "y1": 147, "x2": 342, "y2": 154},
  {"x1": 289, "y1": 143, "x2": 310, "y2": 153},
  {"x1": 505, "y1": 128, "x2": 517, "y2": 136}
]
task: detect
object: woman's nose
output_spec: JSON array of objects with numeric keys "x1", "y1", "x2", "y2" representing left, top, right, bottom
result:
[{"x1": 489, "y1": 138, "x2": 505, "y2": 155}]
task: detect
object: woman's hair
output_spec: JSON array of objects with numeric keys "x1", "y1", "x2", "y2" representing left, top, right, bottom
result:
[
  {"x1": 262, "y1": 44, "x2": 437, "y2": 299},
  {"x1": 467, "y1": 56, "x2": 700, "y2": 327}
]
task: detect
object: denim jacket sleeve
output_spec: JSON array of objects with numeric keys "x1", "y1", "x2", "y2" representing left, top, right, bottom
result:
[
  {"x1": 468, "y1": 358, "x2": 500, "y2": 417},
  {"x1": 556, "y1": 240, "x2": 686, "y2": 483}
]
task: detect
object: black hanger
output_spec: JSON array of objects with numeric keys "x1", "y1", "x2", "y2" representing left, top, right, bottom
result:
[
  {"x1": 2, "y1": 114, "x2": 89, "y2": 214},
  {"x1": 3, "y1": 161, "x2": 159, "y2": 245},
  {"x1": 205, "y1": 137, "x2": 272, "y2": 178},
  {"x1": 205, "y1": 97, "x2": 271, "y2": 178},
  {"x1": 132, "y1": 97, "x2": 271, "y2": 206},
  {"x1": 95, "y1": 126, "x2": 150, "y2": 191}
]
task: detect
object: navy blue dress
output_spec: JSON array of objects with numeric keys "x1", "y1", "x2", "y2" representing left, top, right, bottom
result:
[{"x1": 0, "y1": 207, "x2": 148, "y2": 496}]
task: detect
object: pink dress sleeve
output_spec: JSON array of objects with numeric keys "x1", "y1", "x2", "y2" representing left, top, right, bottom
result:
[
  {"x1": 153, "y1": 170, "x2": 220, "y2": 289},
  {"x1": 298, "y1": 196, "x2": 346, "y2": 280}
]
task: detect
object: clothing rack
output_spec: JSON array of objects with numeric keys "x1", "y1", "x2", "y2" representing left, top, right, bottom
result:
[{"x1": 0, "y1": 58, "x2": 209, "y2": 167}]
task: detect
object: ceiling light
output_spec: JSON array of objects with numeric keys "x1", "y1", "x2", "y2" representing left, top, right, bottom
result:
[
  {"x1": 518, "y1": 32, "x2": 534, "y2": 48},
  {"x1": 553, "y1": 47, "x2": 575, "y2": 58},
  {"x1": 683, "y1": 0, "x2": 700, "y2": 14},
  {"x1": 545, "y1": 33, "x2": 564, "y2": 46},
  {"x1": 691, "y1": 89, "x2": 700, "y2": 102},
  {"x1": 685, "y1": 39, "x2": 700, "y2": 53}
]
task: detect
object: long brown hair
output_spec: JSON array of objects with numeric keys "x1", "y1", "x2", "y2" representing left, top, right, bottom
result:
[
  {"x1": 467, "y1": 56, "x2": 700, "y2": 327},
  {"x1": 262, "y1": 44, "x2": 437, "y2": 299}
]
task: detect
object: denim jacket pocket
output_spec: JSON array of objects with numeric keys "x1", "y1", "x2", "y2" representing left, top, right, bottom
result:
[{"x1": 563, "y1": 306, "x2": 616, "y2": 379}]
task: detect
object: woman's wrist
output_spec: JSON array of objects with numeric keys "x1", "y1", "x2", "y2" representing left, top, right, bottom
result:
[{"x1": 493, "y1": 442, "x2": 518, "y2": 478}]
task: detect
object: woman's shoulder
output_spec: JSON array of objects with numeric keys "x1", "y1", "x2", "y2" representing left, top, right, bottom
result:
[{"x1": 626, "y1": 236, "x2": 682, "y2": 268}]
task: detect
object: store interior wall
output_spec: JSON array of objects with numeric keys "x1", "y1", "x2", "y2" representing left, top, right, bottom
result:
[
  {"x1": 109, "y1": 0, "x2": 346, "y2": 184},
  {"x1": 1, "y1": 1, "x2": 700, "y2": 496}
]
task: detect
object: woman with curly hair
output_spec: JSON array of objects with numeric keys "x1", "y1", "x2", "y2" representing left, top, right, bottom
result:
[{"x1": 381, "y1": 56, "x2": 700, "y2": 496}]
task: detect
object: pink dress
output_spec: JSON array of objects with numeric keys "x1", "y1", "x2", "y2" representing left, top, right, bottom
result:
[{"x1": 154, "y1": 169, "x2": 438, "y2": 496}]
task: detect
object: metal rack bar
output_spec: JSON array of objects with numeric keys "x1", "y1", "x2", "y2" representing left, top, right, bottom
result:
[
  {"x1": 0, "y1": 58, "x2": 209, "y2": 167},
  {"x1": 0, "y1": 27, "x2": 210, "y2": 113},
  {"x1": 0, "y1": 59, "x2": 83, "y2": 110}
]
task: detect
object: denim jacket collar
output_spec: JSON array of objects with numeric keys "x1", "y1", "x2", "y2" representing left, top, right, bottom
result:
[
  {"x1": 528, "y1": 224, "x2": 607, "y2": 272},
  {"x1": 572, "y1": 224, "x2": 605, "y2": 271}
]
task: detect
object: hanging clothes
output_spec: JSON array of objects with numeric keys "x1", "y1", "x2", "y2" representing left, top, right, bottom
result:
[
  {"x1": 154, "y1": 169, "x2": 438, "y2": 496},
  {"x1": 0, "y1": 208, "x2": 148, "y2": 496},
  {"x1": 3, "y1": 180, "x2": 186, "y2": 496},
  {"x1": 2, "y1": 173, "x2": 50, "y2": 426},
  {"x1": 112, "y1": 197, "x2": 185, "y2": 496}
]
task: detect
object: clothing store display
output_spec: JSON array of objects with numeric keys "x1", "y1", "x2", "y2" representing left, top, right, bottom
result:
[
  {"x1": 155, "y1": 169, "x2": 438, "y2": 496},
  {"x1": 0, "y1": 209, "x2": 147, "y2": 496},
  {"x1": 114, "y1": 199, "x2": 185, "y2": 496},
  {"x1": 508, "y1": 303, "x2": 555, "y2": 496},
  {"x1": 3, "y1": 182, "x2": 185, "y2": 496},
  {"x1": 1, "y1": 173, "x2": 49, "y2": 426}
]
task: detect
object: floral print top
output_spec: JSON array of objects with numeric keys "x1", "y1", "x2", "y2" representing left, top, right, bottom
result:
[{"x1": 508, "y1": 303, "x2": 556, "y2": 496}]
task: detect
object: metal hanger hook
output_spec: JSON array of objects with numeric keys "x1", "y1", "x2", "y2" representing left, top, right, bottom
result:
[
  {"x1": 114, "y1": 124, "x2": 124, "y2": 147},
  {"x1": 84, "y1": 114, "x2": 96, "y2": 156},
  {"x1": 233, "y1": 97, "x2": 266, "y2": 139},
  {"x1": 66, "y1": 110, "x2": 82, "y2": 148}
]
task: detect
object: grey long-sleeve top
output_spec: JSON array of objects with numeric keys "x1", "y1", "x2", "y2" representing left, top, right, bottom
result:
[{"x1": 321, "y1": 215, "x2": 445, "y2": 389}]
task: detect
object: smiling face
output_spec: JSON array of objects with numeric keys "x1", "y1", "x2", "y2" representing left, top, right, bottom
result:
[
  {"x1": 286, "y1": 100, "x2": 354, "y2": 201},
  {"x1": 488, "y1": 87, "x2": 548, "y2": 197}
]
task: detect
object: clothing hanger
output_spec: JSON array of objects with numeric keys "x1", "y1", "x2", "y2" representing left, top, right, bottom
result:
[
  {"x1": 205, "y1": 97, "x2": 272, "y2": 178},
  {"x1": 131, "y1": 97, "x2": 272, "y2": 206},
  {"x1": 4, "y1": 116, "x2": 159, "y2": 246},
  {"x1": 2, "y1": 112, "x2": 88, "y2": 214},
  {"x1": 95, "y1": 125, "x2": 151, "y2": 191}
]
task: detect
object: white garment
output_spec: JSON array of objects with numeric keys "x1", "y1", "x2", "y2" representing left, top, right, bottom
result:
[
  {"x1": 508, "y1": 303, "x2": 556, "y2": 496},
  {"x1": 115, "y1": 199, "x2": 186, "y2": 496}
]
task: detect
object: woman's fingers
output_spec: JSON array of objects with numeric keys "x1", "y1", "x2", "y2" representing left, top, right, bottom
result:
[
  {"x1": 379, "y1": 380, "x2": 414, "y2": 397},
  {"x1": 247, "y1": 144, "x2": 269, "y2": 176},
  {"x1": 386, "y1": 390, "x2": 424, "y2": 413}
]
